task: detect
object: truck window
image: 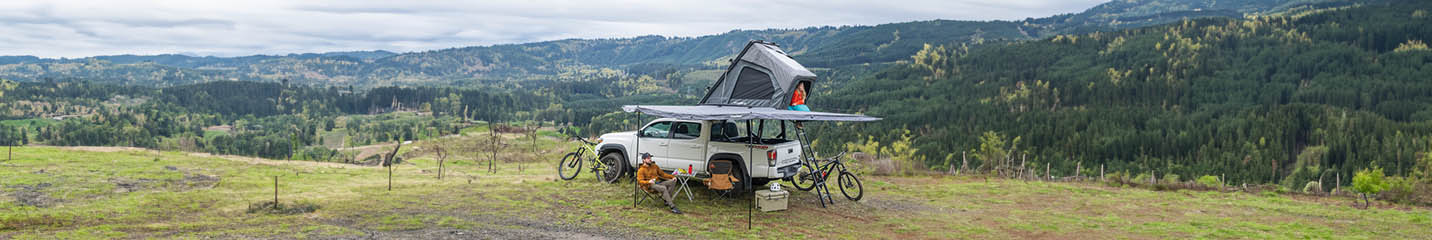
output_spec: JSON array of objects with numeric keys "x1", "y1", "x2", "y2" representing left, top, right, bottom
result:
[
  {"x1": 640, "y1": 121, "x2": 672, "y2": 138},
  {"x1": 672, "y1": 122, "x2": 702, "y2": 140},
  {"x1": 755, "y1": 119, "x2": 793, "y2": 144},
  {"x1": 710, "y1": 121, "x2": 744, "y2": 142}
]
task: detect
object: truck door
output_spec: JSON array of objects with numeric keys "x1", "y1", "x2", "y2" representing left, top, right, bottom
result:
[
  {"x1": 666, "y1": 121, "x2": 706, "y2": 174},
  {"x1": 637, "y1": 121, "x2": 672, "y2": 164}
]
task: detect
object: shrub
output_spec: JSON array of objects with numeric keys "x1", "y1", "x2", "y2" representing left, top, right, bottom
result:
[
  {"x1": 1163, "y1": 174, "x2": 1180, "y2": 184},
  {"x1": 1353, "y1": 167, "x2": 1389, "y2": 208},
  {"x1": 1275, "y1": 185, "x2": 1291, "y2": 194},
  {"x1": 1303, "y1": 181, "x2": 1322, "y2": 194},
  {"x1": 1196, "y1": 175, "x2": 1222, "y2": 188},
  {"x1": 1132, "y1": 173, "x2": 1153, "y2": 185},
  {"x1": 247, "y1": 201, "x2": 321, "y2": 214},
  {"x1": 1282, "y1": 146, "x2": 1327, "y2": 190},
  {"x1": 1380, "y1": 176, "x2": 1418, "y2": 204},
  {"x1": 1104, "y1": 172, "x2": 1127, "y2": 187}
]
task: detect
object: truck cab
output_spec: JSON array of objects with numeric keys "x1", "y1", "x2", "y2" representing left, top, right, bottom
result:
[{"x1": 595, "y1": 118, "x2": 803, "y2": 190}]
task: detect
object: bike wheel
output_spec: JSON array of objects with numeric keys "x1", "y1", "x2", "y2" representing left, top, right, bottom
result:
[
  {"x1": 557, "y1": 152, "x2": 582, "y2": 180},
  {"x1": 837, "y1": 172, "x2": 863, "y2": 201},
  {"x1": 790, "y1": 162, "x2": 818, "y2": 191},
  {"x1": 597, "y1": 152, "x2": 625, "y2": 184}
]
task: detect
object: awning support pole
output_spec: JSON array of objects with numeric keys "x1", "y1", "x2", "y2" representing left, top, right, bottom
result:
[{"x1": 633, "y1": 109, "x2": 641, "y2": 208}]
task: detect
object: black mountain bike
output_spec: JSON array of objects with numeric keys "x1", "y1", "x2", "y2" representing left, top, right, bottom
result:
[
  {"x1": 557, "y1": 136, "x2": 620, "y2": 183},
  {"x1": 789, "y1": 151, "x2": 863, "y2": 207}
]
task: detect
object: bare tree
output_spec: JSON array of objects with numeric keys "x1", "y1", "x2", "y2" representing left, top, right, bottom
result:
[
  {"x1": 433, "y1": 145, "x2": 448, "y2": 179},
  {"x1": 384, "y1": 138, "x2": 404, "y2": 191},
  {"x1": 524, "y1": 121, "x2": 540, "y2": 173},
  {"x1": 488, "y1": 122, "x2": 500, "y2": 174}
]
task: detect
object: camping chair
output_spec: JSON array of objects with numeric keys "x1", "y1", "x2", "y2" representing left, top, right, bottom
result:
[
  {"x1": 634, "y1": 184, "x2": 665, "y2": 207},
  {"x1": 704, "y1": 160, "x2": 741, "y2": 199}
]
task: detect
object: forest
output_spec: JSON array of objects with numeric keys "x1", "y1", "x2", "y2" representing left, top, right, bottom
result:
[
  {"x1": 0, "y1": 0, "x2": 1428, "y2": 195},
  {"x1": 809, "y1": 1, "x2": 1432, "y2": 192}
]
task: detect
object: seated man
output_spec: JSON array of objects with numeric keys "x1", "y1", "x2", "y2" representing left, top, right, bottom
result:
[{"x1": 636, "y1": 153, "x2": 682, "y2": 214}]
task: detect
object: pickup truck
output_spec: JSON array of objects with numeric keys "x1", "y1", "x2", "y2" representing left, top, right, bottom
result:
[{"x1": 595, "y1": 118, "x2": 803, "y2": 192}]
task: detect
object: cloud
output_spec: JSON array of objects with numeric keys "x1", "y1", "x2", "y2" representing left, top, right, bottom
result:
[{"x1": 0, "y1": 0, "x2": 1107, "y2": 58}]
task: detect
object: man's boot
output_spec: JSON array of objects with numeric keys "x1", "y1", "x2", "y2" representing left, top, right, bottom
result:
[{"x1": 666, "y1": 202, "x2": 683, "y2": 214}]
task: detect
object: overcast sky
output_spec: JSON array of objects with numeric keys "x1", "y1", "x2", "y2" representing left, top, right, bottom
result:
[{"x1": 0, "y1": 0, "x2": 1107, "y2": 58}]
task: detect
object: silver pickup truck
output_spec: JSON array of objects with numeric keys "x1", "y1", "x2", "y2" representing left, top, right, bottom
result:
[{"x1": 595, "y1": 118, "x2": 803, "y2": 191}]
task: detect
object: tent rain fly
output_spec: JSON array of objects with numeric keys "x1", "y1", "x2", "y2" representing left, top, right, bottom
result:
[{"x1": 629, "y1": 40, "x2": 877, "y2": 122}]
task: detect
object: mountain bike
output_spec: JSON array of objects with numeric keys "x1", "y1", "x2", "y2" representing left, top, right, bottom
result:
[
  {"x1": 557, "y1": 136, "x2": 620, "y2": 183},
  {"x1": 789, "y1": 151, "x2": 863, "y2": 207}
]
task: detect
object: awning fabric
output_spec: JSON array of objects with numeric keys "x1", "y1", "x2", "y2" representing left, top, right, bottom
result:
[{"x1": 622, "y1": 105, "x2": 880, "y2": 122}]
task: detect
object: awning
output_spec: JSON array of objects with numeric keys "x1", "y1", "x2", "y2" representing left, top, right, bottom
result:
[{"x1": 622, "y1": 105, "x2": 880, "y2": 122}]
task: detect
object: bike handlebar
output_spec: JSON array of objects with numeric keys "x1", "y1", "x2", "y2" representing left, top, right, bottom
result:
[
  {"x1": 573, "y1": 136, "x2": 597, "y2": 145},
  {"x1": 827, "y1": 151, "x2": 848, "y2": 162}
]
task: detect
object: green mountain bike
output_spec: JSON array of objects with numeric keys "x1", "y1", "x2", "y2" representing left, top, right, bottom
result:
[{"x1": 557, "y1": 136, "x2": 620, "y2": 183}]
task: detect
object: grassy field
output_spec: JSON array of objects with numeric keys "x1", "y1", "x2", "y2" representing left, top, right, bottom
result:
[{"x1": 2, "y1": 136, "x2": 1431, "y2": 239}]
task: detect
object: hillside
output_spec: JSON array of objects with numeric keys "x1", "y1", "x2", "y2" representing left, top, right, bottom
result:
[
  {"x1": 812, "y1": 0, "x2": 1432, "y2": 189},
  {"x1": 0, "y1": 0, "x2": 1355, "y2": 87}
]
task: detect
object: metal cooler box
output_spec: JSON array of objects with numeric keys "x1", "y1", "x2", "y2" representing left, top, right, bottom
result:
[{"x1": 755, "y1": 189, "x2": 789, "y2": 212}]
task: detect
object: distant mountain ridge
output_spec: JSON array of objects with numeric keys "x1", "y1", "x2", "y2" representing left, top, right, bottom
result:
[{"x1": 0, "y1": 0, "x2": 1359, "y2": 87}]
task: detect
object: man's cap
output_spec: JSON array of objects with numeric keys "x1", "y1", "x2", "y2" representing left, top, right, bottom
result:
[{"x1": 640, "y1": 153, "x2": 653, "y2": 159}]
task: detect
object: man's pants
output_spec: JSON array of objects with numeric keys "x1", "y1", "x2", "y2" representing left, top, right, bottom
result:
[{"x1": 649, "y1": 180, "x2": 678, "y2": 207}]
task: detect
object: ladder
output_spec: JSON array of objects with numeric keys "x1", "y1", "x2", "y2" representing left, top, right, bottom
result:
[{"x1": 794, "y1": 126, "x2": 835, "y2": 207}]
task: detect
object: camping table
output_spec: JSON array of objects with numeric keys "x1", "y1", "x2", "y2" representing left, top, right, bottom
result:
[{"x1": 672, "y1": 171, "x2": 696, "y2": 201}]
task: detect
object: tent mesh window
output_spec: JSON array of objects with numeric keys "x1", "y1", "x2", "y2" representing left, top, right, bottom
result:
[{"x1": 731, "y1": 67, "x2": 774, "y2": 100}]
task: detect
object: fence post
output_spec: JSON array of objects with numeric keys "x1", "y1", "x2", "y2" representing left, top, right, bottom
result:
[
  {"x1": 1334, "y1": 173, "x2": 1340, "y2": 195},
  {"x1": 1076, "y1": 161, "x2": 1082, "y2": 180},
  {"x1": 960, "y1": 151, "x2": 968, "y2": 175},
  {"x1": 388, "y1": 163, "x2": 393, "y2": 191},
  {"x1": 1018, "y1": 154, "x2": 1026, "y2": 179},
  {"x1": 1100, "y1": 165, "x2": 1104, "y2": 182},
  {"x1": 273, "y1": 176, "x2": 279, "y2": 209}
]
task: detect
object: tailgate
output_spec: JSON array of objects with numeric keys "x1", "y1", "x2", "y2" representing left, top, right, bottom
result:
[{"x1": 769, "y1": 141, "x2": 802, "y2": 167}]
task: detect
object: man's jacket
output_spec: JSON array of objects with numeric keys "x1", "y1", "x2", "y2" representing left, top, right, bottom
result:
[{"x1": 636, "y1": 162, "x2": 675, "y2": 193}]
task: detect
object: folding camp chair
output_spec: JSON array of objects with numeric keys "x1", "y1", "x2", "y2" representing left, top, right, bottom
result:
[
  {"x1": 704, "y1": 160, "x2": 741, "y2": 199},
  {"x1": 634, "y1": 185, "x2": 665, "y2": 207}
]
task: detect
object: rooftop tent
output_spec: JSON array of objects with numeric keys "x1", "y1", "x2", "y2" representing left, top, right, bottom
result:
[{"x1": 699, "y1": 41, "x2": 815, "y2": 109}]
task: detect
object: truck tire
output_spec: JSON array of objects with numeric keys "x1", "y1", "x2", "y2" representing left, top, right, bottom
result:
[
  {"x1": 599, "y1": 152, "x2": 626, "y2": 184},
  {"x1": 730, "y1": 160, "x2": 749, "y2": 193}
]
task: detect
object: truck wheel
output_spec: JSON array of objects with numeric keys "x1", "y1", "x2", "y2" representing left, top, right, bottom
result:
[
  {"x1": 730, "y1": 161, "x2": 749, "y2": 193},
  {"x1": 598, "y1": 152, "x2": 626, "y2": 184}
]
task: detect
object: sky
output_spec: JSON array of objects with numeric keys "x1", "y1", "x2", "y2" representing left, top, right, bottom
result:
[{"x1": 0, "y1": 0, "x2": 1108, "y2": 58}]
